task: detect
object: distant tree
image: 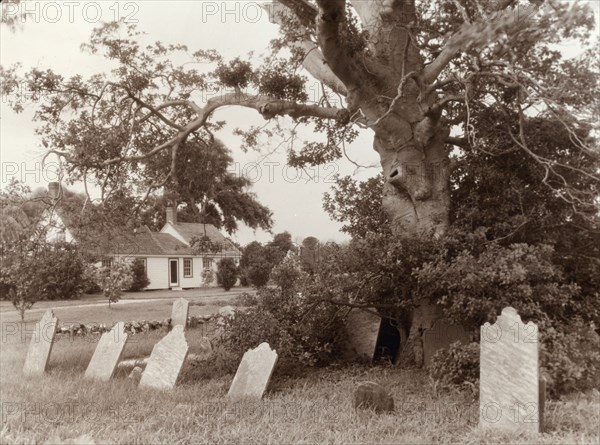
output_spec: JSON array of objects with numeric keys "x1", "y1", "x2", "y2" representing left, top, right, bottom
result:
[
  {"x1": 217, "y1": 258, "x2": 238, "y2": 291},
  {"x1": 266, "y1": 231, "x2": 296, "y2": 266},
  {"x1": 128, "y1": 258, "x2": 150, "y2": 291},
  {"x1": 239, "y1": 241, "x2": 269, "y2": 287},
  {"x1": 300, "y1": 236, "x2": 321, "y2": 274},
  {"x1": 0, "y1": 232, "x2": 46, "y2": 320}
]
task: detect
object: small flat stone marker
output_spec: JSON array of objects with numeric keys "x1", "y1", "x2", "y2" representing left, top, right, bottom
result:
[
  {"x1": 84, "y1": 322, "x2": 128, "y2": 381},
  {"x1": 171, "y1": 297, "x2": 189, "y2": 328},
  {"x1": 139, "y1": 325, "x2": 189, "y2": 390},
  {"x1": 228, "y1": 342, "x2": 278, "y2": 400},
  {"x1": 480, "y1": 307, "x2": 541, "y2": 433},
  {"x1": 353, "y1": 381, "x2": 394, "y2": 413},
  {"x1": 23, "y1": 309, "x2": 58, "y2": 375}
]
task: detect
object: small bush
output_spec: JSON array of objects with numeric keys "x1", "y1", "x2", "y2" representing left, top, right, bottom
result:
[
  {"x1": 95, "y1": 262, "x2": 133, "y2": 307},
  {"x1": 216, "y1": 258, "x2": 238, "y2": 291},
  {"x1": 220, "y1": 256, "x2": 344, "y2": 372},
  {"x1": 201, "y1": 269, "x2": 214, "y2": 286},
  {"x1": 232, "y1": 292, "x2": 258, "y2": 307},
  {"x1": 128, "y1": 258, "x2": 150, "y2": 291},
  {"x1": 245, "y1": 259, "x2": 271, "y2": 287},
  {"x1": 34, "y1": 243, "x2": 86, "y2": 300},
  {"x1": 81, "y1": 263, "x2": 101, "y2": 294},
  {"x1": 429, "y1": 341, "x2": 479, "y2": 393},
  {"x1": 541, "y1": 318, "x2": 600, "y2": 397}
]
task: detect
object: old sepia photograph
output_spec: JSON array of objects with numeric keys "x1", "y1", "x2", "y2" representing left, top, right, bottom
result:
[{"x1": 1, "y1": 0, "x2": 599, "y2": 443}]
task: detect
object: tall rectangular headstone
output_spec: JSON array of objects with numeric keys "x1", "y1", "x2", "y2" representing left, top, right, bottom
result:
[
  {"x1": 171, "y1": 297, "x2": 189, "y2": 329},
  {"x1": 480, "y1": 307, "x2": 541, "y2": 433},
  {"x1": 228, "y1": 342, "x2": 278, "y2": 400},
  {"x1": 84, "y1": 322, "x2": 128, "y2": 381},
  {"x1": 23, "y1": 309, "x2": 58, "y2": 375},
  {"x1": 139, "y1": 325, "x2": 189, "y2": 390},
  {"x1": 342, "y1": 310, "x2": 381, "y2": 361}
]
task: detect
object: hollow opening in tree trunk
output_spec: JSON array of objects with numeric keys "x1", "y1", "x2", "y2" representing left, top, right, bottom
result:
[{"x1": 373, "y1": 318, "x2": 401, "y2": 364}]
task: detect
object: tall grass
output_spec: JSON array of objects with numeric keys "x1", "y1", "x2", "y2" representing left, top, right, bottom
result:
[{"x1": 1, "y1": 329, "x2": 598, "y2": 444}]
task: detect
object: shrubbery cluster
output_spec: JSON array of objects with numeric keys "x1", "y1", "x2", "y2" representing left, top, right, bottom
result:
[
  {"x1": 219, "y1": 256, "x2": 345, "y2": 374},
  {"x1": 429, "y1": 342, "x2": 479, "y2": 393}
]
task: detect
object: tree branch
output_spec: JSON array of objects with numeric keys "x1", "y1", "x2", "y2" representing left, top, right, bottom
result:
[
  {"x1": 315, "y1": 0, "x2": 362, "y2": 90},
  {"x1": 422, "y1": 2, "x2": 533, "y2": 84},
  {"x1": 48, "y1": 92, "x2": 349, "y2": 167},
  {"x1": 266, "y1": 1, "x2": 348, "y2": 96},
  {"x1": 444, "y1": 136, "x2": 468, "y2": 148}
]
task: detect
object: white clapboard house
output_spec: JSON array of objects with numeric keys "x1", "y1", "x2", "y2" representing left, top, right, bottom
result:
[{"x1": 42, "y1": 184, "x2": 241, "y2": 290}]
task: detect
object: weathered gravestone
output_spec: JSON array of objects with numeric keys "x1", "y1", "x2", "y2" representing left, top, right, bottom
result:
[
  {"x1": 342, "y1": 310, "x2": 381, "y2": 361},
  {"x1": 480, "y1": 307, "x2": 542, "y2": 433},
  {"x1": 423, "y1": 318, "x2": 471, "y2": 367},
  {"x1": 228, "y1": 342, "x2": 278, "y2": 400},
  {"x1": 170, "y1": 297, "x2": 189, "y2": 329},
  {"x1": 139, "y1": 325, "x2": 189, "y2": 390},
  {"x1": 84, "y1": 322, "x2": 128, "y2": 381},
  {"x1": 23, "y1": 309, "x2": 58, "y2": 375}
]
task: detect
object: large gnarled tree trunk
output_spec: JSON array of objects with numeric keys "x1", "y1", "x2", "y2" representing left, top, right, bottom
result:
[{"x1": 311, "y1": 0, "x2": 452, "y2": 365}]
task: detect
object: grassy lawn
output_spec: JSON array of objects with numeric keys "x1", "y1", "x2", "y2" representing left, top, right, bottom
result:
[
  {"x1": 0, "y1": 287, "x2": 253, "y2": 313},
  {"x1": 0, "y1": 287, "x2": 252, "y2": 326},
  {"x1": 1, "y1": 326, "x2": 599, "y2": 444}
]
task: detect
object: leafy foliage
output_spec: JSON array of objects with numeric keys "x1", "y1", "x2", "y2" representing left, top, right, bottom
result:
[
  {"x1": 323, "y1": 175, "x2": 388, "y2": 239},
  {"x1": 201, "y1": 269, "x2": 214, "y2": 287},
  {"x1": 128, "y1": 258, "x2": 150, "y2": 292},
  {"x1": 220, "y1": 255, "x2": 344, "y2": 372},
  {"x1": 95, "y1": 262, "x2": 133, "y2": 307},
  {"x1": 429, "y1": 341, "x2": 479, "y2": 393},
  {"x1": 216, "y1": 258, "x2": 238, "y2": 291},
  {"x1": 238, "y1": 233, "x2": 296, "y2": 287}
]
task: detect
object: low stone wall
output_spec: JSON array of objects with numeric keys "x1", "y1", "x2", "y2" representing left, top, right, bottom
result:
[{"x1": 54, "y1": 314, "x2": 218, "y2": 336}]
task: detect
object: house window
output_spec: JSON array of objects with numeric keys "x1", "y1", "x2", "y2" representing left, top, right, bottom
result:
[
  {"x1": 203, "y1": 257, "x2": 213, "y2": 270},
  {"x1": 183, "y1": 258, "x2": 193, "y2": 278},
  {"x1": 140, "y1": 258, "x2": 147, "y2": 273},
  {"x1": 101, "y1": 258, "x2": 113, "y2": 269}
]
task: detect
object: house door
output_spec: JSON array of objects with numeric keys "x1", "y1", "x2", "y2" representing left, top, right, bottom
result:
[{"x1": 169, "y1": 259, "x2": 179, "y2": 287}]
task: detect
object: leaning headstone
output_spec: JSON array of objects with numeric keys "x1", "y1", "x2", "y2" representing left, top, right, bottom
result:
[
  {"x1": 353, "y1": 381, "x2": 394, "y2": 413},
  {"x1": 228, "y1": 342, "x2": 278, "y2": 400},
  {"x1": 23, "y1": 309, "x2": 58, "y2": 375},
  {"x1": 170, "y1": 297, "x2": 189, "y2": 328},
  {"x1": 423, "y1": 318, "x2": 471, "y2": 367},
  {"x1": 84, "y1": 322, "x2": 128, "y2": 381},
  {"x1": 480, "y1": 307, "x2": 541, "y2": 433},
  {"x1": 139, "y1": 325, "x2": 189, "y2": 390},
  {"x1": 342, "y1": 310, "x2": 381, "y2": 361}
]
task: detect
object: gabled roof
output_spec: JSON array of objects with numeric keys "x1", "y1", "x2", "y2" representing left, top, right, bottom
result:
[
  {"x1": 82, "y1": 226, "x2": 192, "y2": 257},
  {"x1": 163, "y1": 222, "x2": 241, "y2": 256}
]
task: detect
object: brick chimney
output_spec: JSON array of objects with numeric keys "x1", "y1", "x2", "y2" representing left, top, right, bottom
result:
[
  {"x1": 166, "y1": 206, "x2": 177, "y2": 225},
  {"x1": 48, "y1": 182, "x2": 60, "y2": 200}
]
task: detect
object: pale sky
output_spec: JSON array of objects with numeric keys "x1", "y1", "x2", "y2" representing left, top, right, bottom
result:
[
  {"x1": 1, "y1": 1, "x2": 597, "y2": 245},
  {"x1": 0, "y1": 0, "x2": 380, "y2": 246}
]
